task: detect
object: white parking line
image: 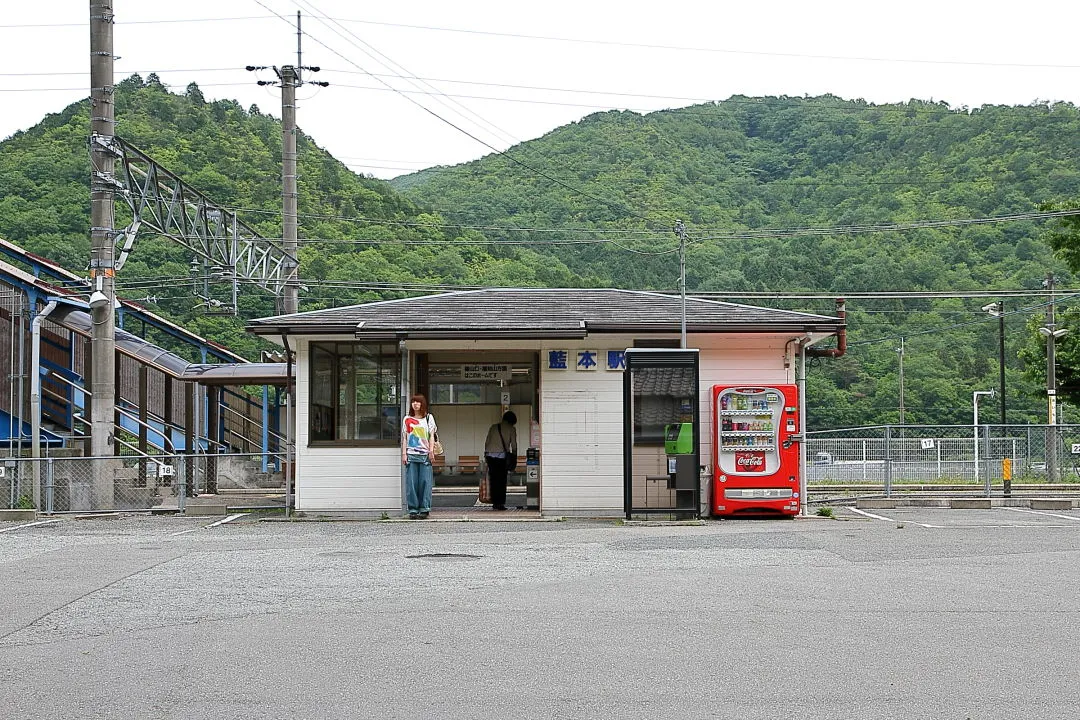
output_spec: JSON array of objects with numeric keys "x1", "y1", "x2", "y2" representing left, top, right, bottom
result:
[
  {"x1": 205, "y1": 513, "x2": 248, "y2": 528},
  {"x1": 168, "y1": 528, "x2": 199, "y2": 536},
  {"x1": 0, "y1": 518, "x2": 62, "y2": 534},
  {"x1": 998, "y1": 507, "x2": 1080, "y2": 522},
  {"x1": 848, "y1": 507, "x2": 895, "y2": 522},
  {"x1": 846, "y1": 507, "x2": 941, "y2": 528}
]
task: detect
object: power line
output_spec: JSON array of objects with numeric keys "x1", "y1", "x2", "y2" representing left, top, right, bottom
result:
[
  {"x1": 212, "y1": 204, "x2": 1080, "y2": 240},
  {"x1": 315, "y1": 16, "x2": 1080, "y2": 71},
  {"x1": 292, "y1": 0, "x2": 520, "y2": 149},
  {"x1": 8, "y1": 12, "x2": 1077, "y2": 71},
  {"x1": 252, "y1": 0, "x2": 675, "y2": 231},
  {"x1": 0, "y1": 16, "x2": 275, "y2": 28}
]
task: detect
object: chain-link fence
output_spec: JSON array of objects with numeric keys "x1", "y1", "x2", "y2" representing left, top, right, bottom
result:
[
  {"x1": 806, "y1": 424, "x2": 1080, "y2": 494},
  {"x1": 1, "y1": 452, "x2": 286, "y2": 513}
]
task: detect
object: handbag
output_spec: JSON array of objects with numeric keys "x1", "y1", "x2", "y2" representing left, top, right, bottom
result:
[
  {"x1": 479, "y1": 473, "x2": 491, "y2": 504},
  {"x1": 498, "y1": 424, "x2": 517, "y2": 473},
  {"x1": 428, "y1": 415, "x2": 444, "y2": 456}
]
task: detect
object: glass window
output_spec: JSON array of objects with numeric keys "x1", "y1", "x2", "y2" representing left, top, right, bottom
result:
[
  {"x1": 309, "y1": 342, "x2": 400, "y2": 445},
  {"x1": 632, "y1": 366, "x2": 696, "y2": 445}
]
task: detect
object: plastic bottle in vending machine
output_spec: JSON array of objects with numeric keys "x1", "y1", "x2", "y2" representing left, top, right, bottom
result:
[{"x1": 721, "y1": 394, "x2": 728, "y2": 411}]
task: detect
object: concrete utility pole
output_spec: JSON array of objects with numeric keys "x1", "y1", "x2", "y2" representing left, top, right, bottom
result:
[
  {"x1": 897, "y1": 336, "x2": 905, "y2": 425},
  {"x1": 674, "y1": 220, "x2": 688, "y2": 348},
  {"x1": 1040, "y1": 273, "x2": 1068, "y2": 481},
  {"x1": 280, "y1": 63, "x2": 299, "y2": 315},
  {"x1": 89, "y1": 1, "x2": 117, "y2": 504},
  {"x1": 249, "y1": 13, "x2": 326, "y2": 315}
]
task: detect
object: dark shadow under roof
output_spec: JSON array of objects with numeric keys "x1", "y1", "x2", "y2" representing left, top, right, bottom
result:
[{"x1": 248, "y1": 288, "x2": 844, "y2": 339}]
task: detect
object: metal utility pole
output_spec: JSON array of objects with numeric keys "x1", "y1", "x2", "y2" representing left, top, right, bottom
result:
[
  {"x1": 248, "y1": 12, "x2": 327, "y2": 315},
  {"x1": 674, "y1": 220, "x2": 687, "y2": 348},
  {"x1": 89, "y1": 1, "x2": 117, "y2": 502}
]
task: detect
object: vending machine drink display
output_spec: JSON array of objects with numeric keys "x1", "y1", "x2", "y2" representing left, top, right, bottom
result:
[{"x1": 712, "y1": 384, "x2": 800, "y2": 516}]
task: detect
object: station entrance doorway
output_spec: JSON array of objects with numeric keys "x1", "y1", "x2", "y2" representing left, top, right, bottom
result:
[{"x1": 413, "y1": 352, "x2": 539, "y2": 512}]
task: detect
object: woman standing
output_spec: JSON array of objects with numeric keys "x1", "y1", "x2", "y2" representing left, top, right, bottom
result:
[
  {"x1": 484, "y1": 410, "x2": 518, "y2": 511},
  {"x1": 401, "y1": 393, "x2": 437, "y2": 519}
]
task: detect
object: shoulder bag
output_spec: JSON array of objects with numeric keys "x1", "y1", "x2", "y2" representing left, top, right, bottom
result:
[
  {"x1": 428, "y1": 414, "x2": 444, "y2": 456},
  {"x1": 498, "y1": 424, "x2": 517, "y2": 473}
]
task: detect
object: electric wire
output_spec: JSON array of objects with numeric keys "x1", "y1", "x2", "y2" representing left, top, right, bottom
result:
[
  {"x1": 210, "y1": 205, "x2": 1080, "y2": 241},
  {"x1": 291, "y1": 0, "x2": 521, "y2": 149},
  {"x1": 250, "y1": 0, "x2": 676, "y2": 231},
  {"x1": 5, "y1": 12, "x2": 1078, "y2": 72},
  {"x1": 321, "y1": 16, "x2": 1080, "y2": 71},
  {"x1": 852, "y1": 291, "x2": 1080, "y2": 347}
]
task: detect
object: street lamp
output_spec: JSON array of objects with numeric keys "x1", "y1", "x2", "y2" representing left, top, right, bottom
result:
[
  {"x1": 973, "y1": 389, "x2": 994, "y2": 483},
  {"x1": 1038, "y1": 325, "x2": 1069, "y2": 424}
]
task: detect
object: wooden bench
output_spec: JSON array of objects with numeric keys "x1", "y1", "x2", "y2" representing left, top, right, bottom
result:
[
  {"x1": 431, "y1": 455, "x2": 445, "y2": 474},
  {"x1": 456, "y1": 455, "x2": 481, "y2": 475}
]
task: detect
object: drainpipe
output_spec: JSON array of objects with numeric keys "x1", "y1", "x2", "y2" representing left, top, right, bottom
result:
[
  {"x1": 31, "y1": 299, "x2": 59, "y2": 513},
  {"x1": 280, "y1": 331, "x2": 293, "y2": 517},
  {"x1": 806, "y1": 298, "x2": 847, "y2": 359},
  {"x1": 798, "y1": 338, "x2": 808, "y2": 516}
]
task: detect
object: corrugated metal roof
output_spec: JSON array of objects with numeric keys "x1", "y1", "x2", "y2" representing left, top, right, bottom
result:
[{"x1": 248, "y1": 289, "x2": 843, "y2": 337}]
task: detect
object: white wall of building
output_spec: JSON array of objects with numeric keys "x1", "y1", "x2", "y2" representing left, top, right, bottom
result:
[
  {"x1": 290, "y1": 333, "x2": 800, "y2": 515},
  {"x1": 537, "y1": 334, "x2": 796, "y2": 515},
  {"x1": 293, "y1": 337, "x2": 402, "y2": 512}
]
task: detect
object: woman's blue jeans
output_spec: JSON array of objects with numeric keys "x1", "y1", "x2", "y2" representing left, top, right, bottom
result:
[{"x1": 405, "y1": 454, "x2": 433, "y2": 514}]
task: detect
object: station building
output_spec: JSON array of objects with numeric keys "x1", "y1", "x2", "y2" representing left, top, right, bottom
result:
[{"x1": 247, "y1": 289, "x2": 845, "y2": 517}]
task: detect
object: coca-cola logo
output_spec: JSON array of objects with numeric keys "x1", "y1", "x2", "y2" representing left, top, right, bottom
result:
[{"x1": 735, "y1": 452, "x2": 766, "y2": 471}]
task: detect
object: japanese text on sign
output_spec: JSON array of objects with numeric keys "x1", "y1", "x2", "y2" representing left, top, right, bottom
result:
[{"x1": 547, "y1": 350, "x2": 626, "y2": 371}]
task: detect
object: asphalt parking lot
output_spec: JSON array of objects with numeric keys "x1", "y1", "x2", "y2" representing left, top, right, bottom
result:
[{"x1": 2, "y1": 509, "x2": 1080, "y2": 720}]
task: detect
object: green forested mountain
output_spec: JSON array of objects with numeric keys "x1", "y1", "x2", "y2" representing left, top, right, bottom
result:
[
  {"x1": 391, "y1": 96, "x2": 1080, "y2": 427},
  {"x1": 3, "y1": 82, "x2": 1080, "y2": 427},
  {"x1": 0, "y1": 75, "x2": 580, "y2": 360}
]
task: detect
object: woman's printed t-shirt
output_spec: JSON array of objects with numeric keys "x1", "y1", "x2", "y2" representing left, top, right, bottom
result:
[{"x1": 403, "y1": 415, "x2": 436, "y2": 455}]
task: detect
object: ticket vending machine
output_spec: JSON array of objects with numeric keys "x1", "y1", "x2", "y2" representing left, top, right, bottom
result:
[
  {"x1": 525, "y1": 447, "x2": 540, "y2": 510},
  {"x1": 712, "y1": 384, "x2": 800, "y2": 516}
]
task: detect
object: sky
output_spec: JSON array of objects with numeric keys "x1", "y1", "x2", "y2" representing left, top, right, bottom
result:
[{"x1": 2, "y1": 1, "x2": 1078, "y2": 180}]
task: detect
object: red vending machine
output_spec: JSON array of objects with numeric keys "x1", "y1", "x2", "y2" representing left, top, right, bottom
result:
[{"x1": 712, "y1": 384, "x2": 800, "y2": 516}]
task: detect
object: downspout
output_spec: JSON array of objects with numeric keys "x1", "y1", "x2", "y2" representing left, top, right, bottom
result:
[
  {"x1": 797, "y1": 338, "x2": 808, "y2": 517},
  {"x1": 798, "y1": 298, "x2": 846, "y2": 516},
  {"x1": 31, "y1": 299, "x2": 59, "y2": 513},
  {"x1": 280, "y1": 330, "x2": 293, "y2": 518},
  {"x1": 399, "y1": 338, "x2": 408, "y2": 517},
  {"x1": 806, "y1": 298, "x2": 847, "y2": 359}
]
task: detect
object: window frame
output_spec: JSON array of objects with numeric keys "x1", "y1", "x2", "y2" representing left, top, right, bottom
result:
[{"x1": 307, "y1": 341, "x2": 401, "y2": 448}]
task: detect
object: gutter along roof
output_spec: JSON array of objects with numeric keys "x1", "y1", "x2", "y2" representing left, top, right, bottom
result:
[{"x1": 247, "y1": 288, "x2": 845, "y2": 339}]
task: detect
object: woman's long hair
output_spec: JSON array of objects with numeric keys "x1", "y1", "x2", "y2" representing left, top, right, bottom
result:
[{"x1": 409, "y1": 393, "x2": 428, "y2": 418}]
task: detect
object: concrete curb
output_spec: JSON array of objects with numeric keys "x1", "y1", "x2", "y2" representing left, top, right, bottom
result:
[
  {"x1": 850, "y1": 497, "x2": 1079, "y2": 510},
  {"x1": 0, "y1": 509, "x2": 37, "y2": 521},
  {"x1": 950, "y1": 498, "x2": 992, "y2": 510}
]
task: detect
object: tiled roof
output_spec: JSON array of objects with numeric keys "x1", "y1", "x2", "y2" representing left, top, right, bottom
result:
[{"x1": 247, "y1": 288, "x2": 843, "y2": 338}]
